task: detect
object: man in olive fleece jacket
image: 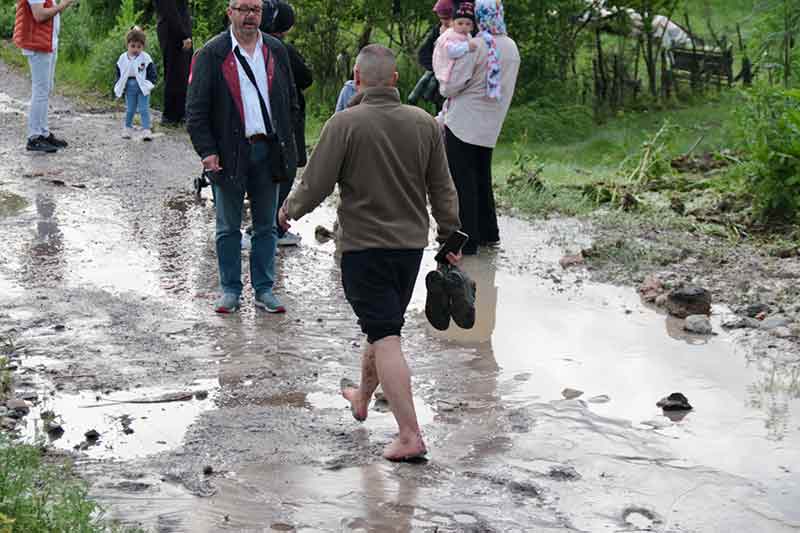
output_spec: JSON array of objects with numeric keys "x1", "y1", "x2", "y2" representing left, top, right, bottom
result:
[{"x1": 279, "y1": 44, "x2": 460, "y2": 462}]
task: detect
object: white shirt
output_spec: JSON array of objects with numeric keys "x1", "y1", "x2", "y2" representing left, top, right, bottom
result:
[
  {"x1": 230, "y1": 29, "x2": 272, "y2": 137},
  {"x1": 23, "y1": 0, "x2": 59, "y2": 56}
]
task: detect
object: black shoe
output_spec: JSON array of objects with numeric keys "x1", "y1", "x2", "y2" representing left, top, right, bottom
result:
[
  {"x1": 444, "y1": 265, "x2": 476, "y2": 329},
  {"x1": 26, "y1": 136, "x2": 58, "y2": 153},
  {"x1": 44, "y1": 133, "x2": 68, "y2": 148},
  {"x1": 425, "y1": 267, "x2": 451, "y2": 331}
]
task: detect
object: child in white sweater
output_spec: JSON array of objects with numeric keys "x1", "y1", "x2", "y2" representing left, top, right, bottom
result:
[{"x1": 114, "y1": 27, "x2": 157, "y2": 140}]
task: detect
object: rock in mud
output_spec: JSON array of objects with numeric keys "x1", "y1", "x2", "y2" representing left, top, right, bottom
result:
[
  {"x1": 203, "y1": 465, "x2": 214, "y2": 476},
  {"x1": 722, "y1": 317, "x2": 760, "y2": 330},
  {"x1": 684, "y1": 315, "x2": 713, "y2": 335},
  {"x1": 638, "y1": 275, "x2": 665, "y2": 303},
  {"x1": 18, "y1": 391, "x2": 38, "y2": 402},
  {"x1": 657, "y1": 392, "x2": 692, "y2": 411},
  {"x1": 559, "y1": 253, "x2": 584, "y2": 269},
  {"x1": 561, "y1": 388, "x2": 584, "y2": 400},
  {"x1": 0, "y1": 417, "x2": 17, "y2": 431},
  {"x1": 666, "y1": 287, "x2": 711, "y2": 318},
  {"x1": 314, "y1": 225, "x2": 336, "y2": 242},
  {"x1": 741, "y1": 303, "x2": 770, "y2": 317},
  {"x1": 0, "y1": 407, "x2": 8, "y2": 418},
  {"x1": 5, "y1": 399, "x2": 30, "y2": 418},
  {"x1": 548, "y1": 465, "x2": 581, "y2": 481},
  {"x1": 760, "y1": 315, "x2": 791, "y2": 331},
  {"x1": 771, "y1": 327, "x2": 793, "y2": 339},
  {"x1": 85, "y1": 429, "x2": 101, "y2": 440}
]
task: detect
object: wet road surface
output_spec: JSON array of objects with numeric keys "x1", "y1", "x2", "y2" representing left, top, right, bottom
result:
[{"x1": 1, "y1": 60, "x2": 799, "y2": 532}]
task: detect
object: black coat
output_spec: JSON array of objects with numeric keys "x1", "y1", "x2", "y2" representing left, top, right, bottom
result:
[
  {"x1": 186, "y1": 31, "x2": 299, "y2": 184},
  {"x1": 283, "y1": 41, "x2": 311, "y2": 166},
  {"x1": 154, "y1": 0, "x2": 192, "y2": 44}
]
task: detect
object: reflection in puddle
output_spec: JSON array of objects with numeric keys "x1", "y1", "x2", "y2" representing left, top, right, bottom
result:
[
  {"x1": 21, "y1": 380, "x2": 219, "y2": 459},
  {"x1": 307, "y1": 391, "x2": 436, "y2": 426}
]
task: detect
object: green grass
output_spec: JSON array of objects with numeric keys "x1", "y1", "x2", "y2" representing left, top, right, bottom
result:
[{"x1": 0, "y1": 436, "x2": 142, "y2": 533}]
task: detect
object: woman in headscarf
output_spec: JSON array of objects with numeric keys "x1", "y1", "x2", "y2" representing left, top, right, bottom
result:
[{"x1": 439, "y1": 0, "x2": 519, "y2": 255}]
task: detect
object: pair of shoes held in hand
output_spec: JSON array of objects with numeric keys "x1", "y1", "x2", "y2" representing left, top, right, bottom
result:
[{"x1": 425, "y1": 263, "x2": 476, "y2": 331}]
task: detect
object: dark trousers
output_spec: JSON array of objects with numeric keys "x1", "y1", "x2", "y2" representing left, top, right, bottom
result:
[
  {"x1": 159, "y1": 36, "x2": 191, "y2": 123},
  {"x1": 444, "y1": 127, "x2": 499, "y2": 251}
]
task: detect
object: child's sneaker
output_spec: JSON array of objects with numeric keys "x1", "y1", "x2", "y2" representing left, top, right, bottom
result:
[
  {"x1": 122, "y1": 127, "x2": 133, "y2": 139},
  {"x1": 425, "y1": 267, "x2": 451, "y2": 331},
  {"x1": 141, "y1": 128, "x2": 153, "y2": 141},
  {"x1": 444, "y1": 265, "x2": 476, "y2": 330}
]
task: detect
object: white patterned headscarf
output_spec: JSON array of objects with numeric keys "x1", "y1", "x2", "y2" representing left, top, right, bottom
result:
[{"x1": 475, "y1": 0, "x2": 507, "y2": 100}]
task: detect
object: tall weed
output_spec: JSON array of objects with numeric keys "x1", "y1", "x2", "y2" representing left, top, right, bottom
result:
[{"x1": 736, "y1": 86, "x2": 800, "y2": 222}]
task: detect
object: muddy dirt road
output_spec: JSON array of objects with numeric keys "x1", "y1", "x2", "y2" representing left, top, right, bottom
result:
[{"x1": 1, "y1": 60, "x2": 799, "y2": 532}]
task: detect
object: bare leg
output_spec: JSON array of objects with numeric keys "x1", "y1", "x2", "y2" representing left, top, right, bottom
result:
[
  {"x1": 373, "y1": 336, "x2": 427, "y2": 461},
  {"x1": 341, "y1": 341, "x2": 379, "y2": 422}
]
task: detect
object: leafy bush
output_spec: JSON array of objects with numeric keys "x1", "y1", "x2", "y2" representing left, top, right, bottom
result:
[
  {"x1": 736, "y1": 87, "x2": 800, "y2": 222},
  {"x1": 0, "y1": 436, "x2": 126, "y2": 533},
  {"x1": 0, "y1": 3, "x2": 15, "y2": 40}
]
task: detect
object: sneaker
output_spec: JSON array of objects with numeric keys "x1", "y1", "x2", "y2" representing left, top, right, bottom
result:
[
  {"x1": 141, "y1": 128, "x2": 153, "y2": 141},
  {"x1": 277, "y1": 231, "x2": 302, "y2": 247},
  {"x1": 26, "y1": 136, "x2": 58, "y2": 153},
  {"x1": 44, "y1": 133, "x2": 68, "y2": 148},
  {"x1": 121, "y1": 128, "x2": 133, "y2": 139},
  {"x1": 254, "y1": 291, "x2": 286, "y2": 313},
  {"x1": 425, "y1": 267, "x2": 451, "y2": 331},
  {"x1": 444, "y1": 265, "x2": 476, "y2": 329},
  {"x1": 214, "y1": 293, "x2": 240, "y2": 314}
]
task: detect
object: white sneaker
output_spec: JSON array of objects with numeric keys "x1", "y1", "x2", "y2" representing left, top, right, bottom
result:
[
  {"x1": 277, "y1": 231, "x2": 302, "y2": 247},
  {"x1": 141, "y1": 128, "x2": 153, "y2": 141},
  {"x1": 121, "y1": 127, "x2": 133, "y2": 139}
]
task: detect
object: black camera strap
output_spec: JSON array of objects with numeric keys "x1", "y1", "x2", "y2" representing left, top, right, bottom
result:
[{"x1": 233, "y1": 45, "x2": 275, "y2": 136}]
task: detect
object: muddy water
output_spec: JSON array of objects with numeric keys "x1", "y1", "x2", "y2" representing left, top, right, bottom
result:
[{"x1": 1, "y1": 60, "x2": 799, "y2": 532}]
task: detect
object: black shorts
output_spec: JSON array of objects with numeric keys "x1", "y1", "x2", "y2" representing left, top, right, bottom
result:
[{"x1": 340, "y1": 249, "x2": 424, "y2": 344}]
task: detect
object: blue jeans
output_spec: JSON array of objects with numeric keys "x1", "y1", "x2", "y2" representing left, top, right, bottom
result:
[
  {"x1": 124, "y1": 78, "x2": 151, "y2": 129},
  {"x1": 26, "y1": 50, "x2": 57, "y2": 139},
  {"x1": 212, "y1": 141, "x2": 279, "y2": 297}
]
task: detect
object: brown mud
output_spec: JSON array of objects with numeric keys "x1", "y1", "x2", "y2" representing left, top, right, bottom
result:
[{"x1": 1, "y1": 59, "x2": 799, "y2": 532}]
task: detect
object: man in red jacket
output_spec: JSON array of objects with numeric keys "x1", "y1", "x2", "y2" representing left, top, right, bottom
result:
[{"x1": 13, "y1": 0, "x2": 76, "y2": 153}]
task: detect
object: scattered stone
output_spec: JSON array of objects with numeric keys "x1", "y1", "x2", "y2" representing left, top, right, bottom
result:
[
  {"x1": 657, "y1": 392, "x2": 692, "y2": 411},
  {"x1": 203, "y1": 465, "x2": 214, "y2": 476},
  {"x1": 559, "y1": 253, "x2": 584, "y2": 269},
  {"x1": 666, "y1": 287, "x2": 711, "y2": 318},
  {"x1": 742, "y1": 303, "x2": 770, "y2": 317},
  {"x1": 194, "y1": 390, "x2": 209, "y2": 400},
  {"x1": 684, "y1": 315, "x2": 713, "y2": 335},
  {"x1": 6, "y1": 399, "x2": 30, "y2": 418},
  {"x1": 85, "y1": 429, "x2": 101, "y2": 440},
  {"x1": 0, "y1": 407, "x2": 8, "y2": 417},
  {"x1": 123, "y1": 427, "x2": 135, "y2": 435},
  {"x1": 771, "y1": 327, "x2": 793, "y2": 339},
  {"x1": 0, "y1": 417, "x2": 17, "y2": 431},
  {"x1": 722, "y1": 317, "x2": 761, "y2": 330},
  {"x1": 18, "y1": 391, "x2": 38, "y2": 402},
  {"x1": 587, "y1": 394, "x2": 610, "y2": 403},
  {"x1": 548, "y1": 465, "x2": 581, "y2": 481},
  {"x1": 314, "y1": 225, "x2": 336, "y2": 242},
  {"x1": 561, "y1": 388, "x2": 584, "y2": 400},
  {"x1": 53, "y1": 324, "x2": 66, "y2": 331},
  {"x1": 638, "y1": 275, "x2": 665, "y2": 303},
  {"x1": 760, "y1": 315, "x2": 792, "y2": 331},
  {"x1": 46, "y1": 422, "x2": 65, "y2": 438}
]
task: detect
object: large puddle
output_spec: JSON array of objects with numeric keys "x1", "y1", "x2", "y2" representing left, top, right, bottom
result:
[{"x1": 0, "y1": 117, "x2": 797, "y2": 530}]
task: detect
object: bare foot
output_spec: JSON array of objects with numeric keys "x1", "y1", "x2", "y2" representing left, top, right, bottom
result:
[
  {"x1": 340, "y1": 377, "x2": 368, "y2": 422},
  {"x1": 383, "y1": 433, "x2": 427, "y2": 462}
]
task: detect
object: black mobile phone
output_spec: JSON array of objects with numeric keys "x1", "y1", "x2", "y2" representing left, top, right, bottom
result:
[{"x1": 435, "y1": 230, "x2": 469, "y2": 263}]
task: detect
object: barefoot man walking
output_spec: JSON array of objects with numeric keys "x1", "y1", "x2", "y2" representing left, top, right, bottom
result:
[{"x1": 279, "y1": 44, "x2": 461, "y2": 461}]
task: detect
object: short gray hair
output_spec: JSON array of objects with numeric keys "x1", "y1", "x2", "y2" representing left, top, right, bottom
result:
[{"x1": 355, "y1": 45, "x2": 397, "y2": 87}]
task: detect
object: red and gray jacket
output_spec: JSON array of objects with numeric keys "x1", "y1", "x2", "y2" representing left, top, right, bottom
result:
[{"x1": 186, "y1": 30, "x2": 299, "y2": 184}]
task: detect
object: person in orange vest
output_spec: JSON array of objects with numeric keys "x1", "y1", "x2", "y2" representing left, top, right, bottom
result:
[{"x1": 13, "y1": 0, "x2": 76, "y2": 153}]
